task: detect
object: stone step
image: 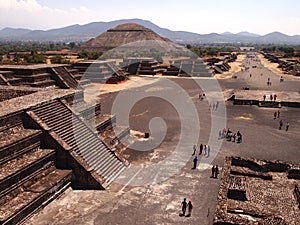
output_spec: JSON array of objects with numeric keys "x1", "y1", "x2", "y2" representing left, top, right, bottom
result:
[
  {"x1": 0, "y1": 130, "x2": 41, "y2": 166},
  {"x1": 91, "y1": 114, "x2": 115, "y2": 133},
  {"x1": 27, "y1": 79, "x2": 56, "y2": 88},
  {"x1": 14, "y1": 73, "x2": 52, "y2": 82},
  {"x1": 0, "y1": 112, "x2": 23, "y2": 133},
  {"x1": 0, "y1": 166, "x2": 71, "y2": 225},
  {"x1": 0, "y1": 149, "x2": 55, "y2": 194}
]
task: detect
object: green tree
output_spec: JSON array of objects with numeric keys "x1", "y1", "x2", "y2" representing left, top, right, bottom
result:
[{"x1": 50, "y1": 55, "x2": 70, "y2": 64}]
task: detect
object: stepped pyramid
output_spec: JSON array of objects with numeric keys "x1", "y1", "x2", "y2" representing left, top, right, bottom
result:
[{"x1": 77, "y1": 23, "x2": 172, "y2": 52}]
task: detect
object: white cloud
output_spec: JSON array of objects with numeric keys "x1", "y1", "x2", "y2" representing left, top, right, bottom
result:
[{"x1": 0, "y1": 0, "x2": 100, "y2": 29}]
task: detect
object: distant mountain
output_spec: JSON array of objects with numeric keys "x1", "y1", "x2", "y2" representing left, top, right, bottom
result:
[
  {"x1": 0, "y1": 19, "x2": 299, "y2": 44},
  {"x1": 236, "y1": 31, "x2": 260, "y2": 37}
]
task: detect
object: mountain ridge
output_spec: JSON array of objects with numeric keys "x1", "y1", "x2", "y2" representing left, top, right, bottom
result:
[{"x1": 0, "y1": 18, "x2": 299, "y2": 44}]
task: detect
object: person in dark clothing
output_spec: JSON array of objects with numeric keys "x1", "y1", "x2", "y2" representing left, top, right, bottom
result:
[
  {"x1": 279, "y1": 120, "x2": 283, "y2": 130},
  {"x1": 286, "y1": 122, "x2": 289, "y2": 131},
  {"x1": 199, "y1": 144, "x2": 203, "y2": 155},
  {"x1": 211, "y1": 165, "x2": 216, "y2": 178},
  {"x1": 192, "y1": 144, "x2": 196, "y2": 155},
  {"x1": 181, "y1": 198, "x2": 187, "y2": 216},
  {"x1": 192, "y1": 156, "x2": 198, "y2": 169},
  {"x1": 215, "y1": 165, "x2": 219, "y2": 178}
]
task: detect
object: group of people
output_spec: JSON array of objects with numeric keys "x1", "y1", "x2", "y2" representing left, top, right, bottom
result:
[
  {"x1": 210, "y1": 101, "x2": 219, "y2": 111},
  {"x1": 263, "y1": 93, "x2": 277, "y2": 102},
  {"x1": 199, "y1": 93, "x2": 206, "y2": 100},
  {"x1": 192, "y1": 144, "x2": 210, "y2": 157},
  {"x1": 219, "y1": 128, "x2": 242, "y2": 143},
  {"x1": 211, "y1": 165, "x2": 219, "y2": 179},
  {"x1": 180, "y1": 198, "x2": 193, "y2": 217},
  {"x1": 267, "y1": 77, "x2": 272, "y2": 86},
  {"x1": 273, "y1": 110, "x2": 289, "y2": 131},
  {"x1": 278, "y1": 119, "x2": 289, "y2": 131}
]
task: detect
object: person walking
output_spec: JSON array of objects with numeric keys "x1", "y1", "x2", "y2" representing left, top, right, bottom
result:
[
  {"x1": 192, "y1": 144, "x2": 196, "y2": 155},
  {"x1": 203, "y1": 145, "x2": 207, "y2": 155},
  {"x1": 181, "y1": 198, "x2": 187, "y2": 216},
  {"x1": 263, "y1": 95, "x2": 266, "y2": 101},
  {"x1": 279, "y1": 119, "x2": 283, "y2": 130},
  {"x1": 192, "y1": 156, "x2": 198, "y2": 169},
  {"x1": 211, "y1": 165, "x2": 216, "y2": 178},
  {"x1": 274, "y1": 94, "x2": 277, "y2": 101},
  {"x1": 277, "y1": 110, "x2": 280, "y2": 118},
  {"x1": 215, "y1": 165, "x2": 219, "y2": 178},
  {"x1": 216, "y1": 101, "x2": 219, "y2": 110},
  {"x1": 274, "y1": 111, "x2": 277, "y2": 120},
  {"x1": 186, "y1": 200, "x2": 193, "y2": 217},
  {"x1": 199, "y1": 144, "x2": 203, "y2": 155},
  {"x1": 286, "y1": 122, "x2": 289, "y2": 131},
  {"x1": 207, "y1": 145, "x2": 210, "y2": 157}
]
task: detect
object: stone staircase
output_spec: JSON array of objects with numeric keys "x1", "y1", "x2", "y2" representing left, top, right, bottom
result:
[
  {"x1": 27, "y1": 99, "x2": 127, "y2": 188},
  {"x1": 0, "y1": 112, "x2": 72, "y2": 225},
  {"x1": 51, "y1": 67, "x2": 78, "y2": 89}
]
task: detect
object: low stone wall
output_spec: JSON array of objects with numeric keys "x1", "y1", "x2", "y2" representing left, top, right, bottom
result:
[{"x1": 0, "y1": 89, "x2": 36, "y2": 102}]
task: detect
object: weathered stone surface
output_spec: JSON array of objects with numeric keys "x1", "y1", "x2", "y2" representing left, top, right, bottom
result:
[{"x1": 214, "y1": 157, "x2": 300, "y2": 225}]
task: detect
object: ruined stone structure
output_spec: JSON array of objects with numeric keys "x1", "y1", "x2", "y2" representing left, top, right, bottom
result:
[
  {"x1": 214, "y1": 157, "x2": 300, "y2": 225},
  {"x1": 0, "y1": 65, "x2": 80, "y2": 89},
  {"x1": 205, "y1": 53, "x2": 237, "y2": 74},
  {"x1": 73, "y1": 60, "x2": 128, "y2": 84},
  {"x1": 0, "y1": 85, "x2": 129, "y2": 224},
  {"x1": 262, "y1": 52, "x2": 300, "y2": 76}
]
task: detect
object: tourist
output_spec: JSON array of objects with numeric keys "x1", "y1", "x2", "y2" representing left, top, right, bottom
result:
[
  {"x1": 207, "y1": 145, "x2": 210, "y2": 157},
  {"x1": 263, "y1": 95, "x2": 266, "y2": 101},
  {"x1": 192, "y1": 144, "x2": 196, "y2": 155},
  {"x1": 216, "y1": 101, "x2": 219, "y2": 110},
  {"x1": 232, "y1": 133, "x2": 236, "y2": 142},
  {"x1": 215, "y1": 165, "x2": 219, "y2": 178},
  {"x1": 218, "y1": 130, "x2": 222, "y2": 139},
  {"x1": 274, "y1": 94, "x2": 277, "y2": 101},
  {"x1": 186, "y1": 201, "x2": 193, "y2": 217},
  {"x1": 199, "y1": 144, "x2": 203, "y2": 155},
  {"x1": 192, "y1": 156, "x2": 198, "y2": 169},
  {"x1": 203, "y1": 145, "x2": 207, "y2": 155},
  {"x1": 236, "y1": 131, "x2": 242, "y2": 143},
  {"x1": 222, "y1": 128, "x2": 226, "y2": 139},
  {"x1": 286, "y1": 122, "x2": 289, "y2": 131},
  {"x1": 181, "y1": 198, "x2": 187, "y2": 216},
  {"x1": 274, "y1": 111, "x2": 277, "y2": 120},
  {"x1": 270, "y1": 95, "x2": 273, "y2": 101},
  {"x1": 279, "y1": 119, "x2": 283, "y2": 130},
  {"x1": 211, "y1": 165, "x2": 216, "y2": 178},
  {"x1": 277, "y1": 110, "x2": 280, "y2": 118}
]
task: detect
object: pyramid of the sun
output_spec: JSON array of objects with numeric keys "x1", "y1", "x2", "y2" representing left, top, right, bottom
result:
[{"x1": 77, "y1": 23, "x2": 172, "y2": 52}]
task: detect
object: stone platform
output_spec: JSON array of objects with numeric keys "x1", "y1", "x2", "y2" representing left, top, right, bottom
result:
[
  {"x1": 229, "y1": 89, "x2": 300, "y2": 107},
  {"x1": 214, "y1": 156, "x2": 300, "y2": 225}
]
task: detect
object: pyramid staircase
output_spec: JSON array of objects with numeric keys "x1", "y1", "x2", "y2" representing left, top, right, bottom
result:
[
  {"x1": 26, "y1": 99, "x2": 127, "y2": 188},
  {"x1": 0, "y1": 112, "x2": 72, "y2": 225},
  {"x1": 51, "y1": 66, "x2": 79, "y2": 89}
]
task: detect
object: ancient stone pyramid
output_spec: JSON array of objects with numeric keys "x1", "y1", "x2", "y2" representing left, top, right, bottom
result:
[{"x1": 77, "y1": 23, "x2": 171, "y2": 52}]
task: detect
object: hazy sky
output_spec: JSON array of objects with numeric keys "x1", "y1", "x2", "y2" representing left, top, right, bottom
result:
[{"x1": 0, "y1": 0, "x2": 299, "y2": 35}]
